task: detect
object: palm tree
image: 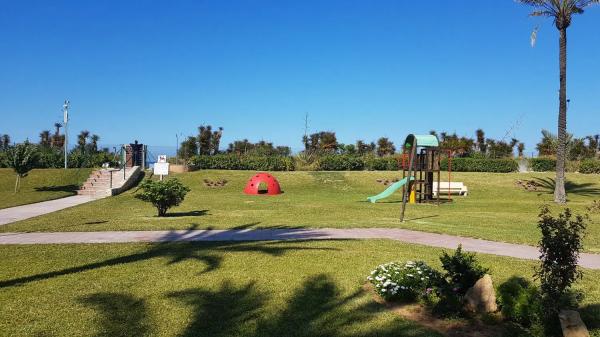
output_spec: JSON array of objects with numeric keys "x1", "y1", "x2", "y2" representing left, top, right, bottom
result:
[
  {"x1": 77, "y1": 130, "x2": 90, "y2": 150},
  {"x1": 39, "y1": 130, "x2": 51, "y2": 147},
  {"x1": 1, "y1": 134, "x2": 11, "y2": 150},
  {"x1": 518, "y1": 0, "x2": 598, "y2": 203},
  {"x1": 90, "y1": 134, "x2": 100, "y2": 153}
]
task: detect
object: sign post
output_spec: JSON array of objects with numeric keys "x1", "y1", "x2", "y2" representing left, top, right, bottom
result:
[{"x1": 154, "y1": 155, "x2": 169, "y2": 181}]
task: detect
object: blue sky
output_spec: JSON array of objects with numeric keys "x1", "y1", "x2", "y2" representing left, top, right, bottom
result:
[{"x1": 1, "y1": 1, "x2": 598, "y2": 154}]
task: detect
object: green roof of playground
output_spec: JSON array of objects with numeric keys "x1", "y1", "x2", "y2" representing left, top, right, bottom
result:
[{"x1": 404, "y1": 134, "x2": 439, "y2": 148}]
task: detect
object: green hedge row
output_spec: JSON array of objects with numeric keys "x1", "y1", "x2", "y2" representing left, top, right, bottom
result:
[
  {"x1": 529, "y1": 158, "x2": 556, "y2": 172},
  {"x1": 190, "y1": 155, "x2": 295, "y2": 171},
  {"x1": 580, "y1": 159, "x2": 600, "y2": 174},
  {"x1": 440, "y1": 158, "x2": 518, "y2": 173}
]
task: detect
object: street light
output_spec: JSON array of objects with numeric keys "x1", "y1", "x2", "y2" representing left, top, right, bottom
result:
[{"x1": 63, "y1": 100, "x2": 70, "y2": 169}]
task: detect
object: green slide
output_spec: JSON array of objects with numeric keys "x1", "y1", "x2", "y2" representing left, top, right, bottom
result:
[{"x1": 367, "y1": 177, "x2": 413, "y2": 203}]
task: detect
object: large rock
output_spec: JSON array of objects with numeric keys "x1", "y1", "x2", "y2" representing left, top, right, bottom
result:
[
  {"x1": 559, "y1": 310, "x2": 590, "y2": 337},
  {"x1": 464, "y1": 274, "x2": 498, "y2": 313}
]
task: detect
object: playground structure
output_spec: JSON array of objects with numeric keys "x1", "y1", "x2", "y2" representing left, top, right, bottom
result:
[{"x1": 243, "y1": 172, "x2": 282, "y2": 195}]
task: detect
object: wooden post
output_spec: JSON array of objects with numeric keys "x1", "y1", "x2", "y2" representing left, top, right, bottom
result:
[{"x1": 400, "y1": 140, "x2": 417, "y2": 222}]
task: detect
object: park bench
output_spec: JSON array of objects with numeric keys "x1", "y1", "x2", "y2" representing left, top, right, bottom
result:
[{"x1": 432, "y1": 182, "x2": 468, "y2": 197}]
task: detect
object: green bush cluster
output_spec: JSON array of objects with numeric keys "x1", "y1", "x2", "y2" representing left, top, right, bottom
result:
[
  {"x1": 440, "y1": 158, "x2": 518, "y2": 173},
  {"x1": 579, "y1": 159, "x2": 600, "y2": 174},
  {"x1": 497, "y1": 277, "x2": 542, "y2": 330},
  {"x1": 529, "y1": 158, "x2": 556, "y2": 172},
  {"x1": 368, "y1": 246, "x2": 489, "y2": 317},
  {"x1": 363, "y1": 155, "x2": 402, "y2": 171},
  {"x1": 190, "y1": 154, "x2": 295, "y2": 171},
  {"x1": 316, "y1": 155, "x2": 365, "y2": 171},
  {"x1": 135, "y1": 178, "x2": 191, "y2": 217}
]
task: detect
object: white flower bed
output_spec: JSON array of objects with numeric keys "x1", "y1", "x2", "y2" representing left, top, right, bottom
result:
[{"x1": 367, "y1": 261, "x2": 440, "y2": 301}]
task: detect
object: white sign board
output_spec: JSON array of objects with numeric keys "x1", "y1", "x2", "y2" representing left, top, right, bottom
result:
[
  {"x1": 154, "y1": 162, "x2": 170, "y2": 176},
  {"x1": 158, "y1": 155, "x2": 167, "y2": 163}
]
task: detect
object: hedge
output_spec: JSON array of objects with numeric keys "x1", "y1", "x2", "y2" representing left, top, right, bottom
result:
[
  {"x1": 579, "y1": 159, "x2": 600, "y2": 174},
  {"x1": 190, "y1": 154, "x2": 295, "y2": 171},
  {"x1": 317, "y1": 155, "x2": 364, "y2": 171},
  {"x1": 440, "y1": 158, "x2": 518, "y2": 173},
  {"x1": 529, "y1": 158, "x2": 555, "y2": 172},
  {"x1": 364, "y1": 156, "x2": 403, "y2": 171}
]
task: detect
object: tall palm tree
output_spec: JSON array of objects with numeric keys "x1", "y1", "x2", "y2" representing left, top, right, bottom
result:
[
  {"x1": 39, "y1": 130, "x2": 51, "y2": 147},
  {"x1": 518, "y1": 0, "x2": 598, "y2": 203},
  {"x1": 90, "y1": 134, "x2": 100, "y2": 153},
  {"x1": 77, "y1": 130, "x2": 90, "y2": 150}
]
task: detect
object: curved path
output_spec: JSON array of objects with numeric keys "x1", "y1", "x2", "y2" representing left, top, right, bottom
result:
[{"x1": 1, "y1": 228, "x2": 599, "y2": 269}]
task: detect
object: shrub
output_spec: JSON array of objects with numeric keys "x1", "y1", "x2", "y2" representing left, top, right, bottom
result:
[
  {"x1": 190, "y1": 154, "x2": 295, "y2": 171},
  {"x1": 364, "y1": 155, "x2": 402, "y2": 171},
  {"x1": 497, "y1": 277, "x2": 542, "y2": 328},
  {"x1": 579, "y1": 159, "x2": 600, "y2": 174},
  {"x1": 4, "y1": 142, "x2": 40, "y2": 192},
  {"x1": 317, "y1": 155, "x2": 364, "y2": 171},
  {"x1": 529, "y1": 158, "x2": 556, "y2": 172},
  {"x1": 367, "y1": 261, "x2": 441, "y2": 302},
  {"x1": 536, "y1": 207, "x2": 587, "y2": 333},
  {"x1": 135, "y1": 178, "x2": 191, "y2": 216},
  {"x1": 440, "y1": 158, "x2": 518, "y2": 173},
  {"x1": 439, "y1": 245, "x2": 489, "y2": 296}
]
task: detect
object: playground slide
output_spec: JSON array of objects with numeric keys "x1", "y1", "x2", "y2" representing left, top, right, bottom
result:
[{"x1": 367, "y1": 177, "x2": 414, "y2": 203}]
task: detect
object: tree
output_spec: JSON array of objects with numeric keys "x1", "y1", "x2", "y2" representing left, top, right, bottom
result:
[
  {"x1": 1, "y1": 134, "x2": 11, "y2": 151},
  {"x1": 51, "y1": 123, "x2": 64, "y2": 149},
  {"x1": 518, "y1": 142, "x2": 526, "y2": 158},
  {"x1": 536, "y1": 207, "x2": 586, "y2": 334},
  {"x1": 89, "y1": 134, "x2": 100, "y2": 153},
  {"x1": 135, "y1": 178, "x2": 191, "y2": 217},
  {"x1": 177, "y1": 136, "x2": 199, "y2": 161},
  {"x1": 210, "y1": 127, "x2": 223, "y2": 155},
  {"x1": 518, "y1": 0, "x2": 599, "y2": 203},
  {"x1": 77, "y1": 130, "x2": 90, "y2": 150},
  {"x1": 39, "y1": 130, "x2": 51, "y2": 147},
  {"x1": 4, "y1": 142, "x2": 39, "y2": 192},
  {"x1": 475, "y1": 129, "x2": 487, "y2": 153},
  {"x1": 376, "y1": 137, "x2": 396, "y2": 156},
  {"x1": 198, "y1": 125, "x2": 212, "y2": 155}
]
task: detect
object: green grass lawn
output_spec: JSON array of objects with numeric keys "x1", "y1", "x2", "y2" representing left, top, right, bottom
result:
[
  {"x1": 0, "y1": 168, "x2": 92, "y2": 209},
  {"x1": 3, "y1": 170, "x2": 600, "y2": 252},
  {"x1": 1, "y1": 240, "x2": 599, "y2": 337}
]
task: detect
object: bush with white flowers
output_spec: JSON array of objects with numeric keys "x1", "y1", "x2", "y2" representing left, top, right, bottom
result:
[{"x1": 368, "y1": 261, "x2": 441, "y2": 302}]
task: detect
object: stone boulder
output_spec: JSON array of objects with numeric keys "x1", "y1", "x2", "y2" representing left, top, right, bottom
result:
[
  {"x1": 464, "y1": 274, "x2": 498, "y2": 313},
  {"x1": 559, "y1": 310, "x2": 590, "y2": 337}
]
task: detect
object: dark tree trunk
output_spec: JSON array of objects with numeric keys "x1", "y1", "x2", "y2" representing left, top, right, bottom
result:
[{"x1": 554, "y1": 27, "x2": 568, "y2": 204}]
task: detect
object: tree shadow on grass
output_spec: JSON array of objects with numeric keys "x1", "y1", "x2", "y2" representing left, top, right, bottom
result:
[
  {"x1": 531, "y1": 177, "x2": 600, "y2": 197},
  {"x1": 79, "y1": 292, "x2": 151, "y2": 337},
  {"x1": 0, "y1": 241, "x2": 339, "y2": 289},
  {"x1": 170, "y1": 274, "x2": 439, "y2": 337},
  {"x1": 34, "y1": 184, "x2": 80, "y2": 193},
  {"x1": 580, "y1": 303, "x2": 600, "y2": 331},
  {"x1": 163, "y1": 210, "x2": 208, "y2": 217}
]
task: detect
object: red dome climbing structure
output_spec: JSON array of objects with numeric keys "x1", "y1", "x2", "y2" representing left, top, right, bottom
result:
[{"x1": 243, "y1": 172, "x2": 282, "y2": 195}]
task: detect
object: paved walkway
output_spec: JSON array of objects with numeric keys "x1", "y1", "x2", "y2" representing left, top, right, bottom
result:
[
  {"x1": 0, "y1": 195, "x2": 101, "y2": 226},
  {"x1": 1, "y1": 228, "x2": 599, "y2": 269}
]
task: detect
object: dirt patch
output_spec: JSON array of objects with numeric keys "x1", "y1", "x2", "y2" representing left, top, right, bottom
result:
[
  {"x1": 365, "y1": 284, "x2": 506, "y2": 337},
  {"x1": 376, "y1": 178, "x2": 401, "y2": 186},
  {"x1": 203, "y1": 179, "x2": 228, "y2": 187},
  {"x1": 515, "y1": 179, "x2": 541, "y2": 191}
]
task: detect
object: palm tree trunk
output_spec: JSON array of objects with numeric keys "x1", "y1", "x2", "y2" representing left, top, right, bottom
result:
[{"x1": 554, "y1": 27, "x2": 568, "y2": 204}]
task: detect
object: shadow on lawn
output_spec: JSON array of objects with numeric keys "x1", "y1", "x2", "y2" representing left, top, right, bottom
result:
[
  {"x1": 532, "y1": 177, "x2": 600, "y2": 197},
  {"x1": 34, "y1": 184, "x2": 80, "y2": 193},
  {"x1": 163, "y1": 210, "x2": 208, "y2": 217},
  {"x1": 167, "y1": 274, "x2": 437, "y2": 337},
  {"x1": 80, "y1": 292, "x2": 150, "y2": 337},
  {"x1": 0, "y1": 241, "x2": 339, "y2": 288}
]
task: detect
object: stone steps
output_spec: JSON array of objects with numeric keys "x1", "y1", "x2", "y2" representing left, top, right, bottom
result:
[{"x1": 77, "y1": 167, "x2": 139, "y2": 197}]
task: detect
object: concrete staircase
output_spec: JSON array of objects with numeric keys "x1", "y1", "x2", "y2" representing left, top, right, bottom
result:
[{"x1": 77, "y1": 167, "x2": 140, "y2": 198}]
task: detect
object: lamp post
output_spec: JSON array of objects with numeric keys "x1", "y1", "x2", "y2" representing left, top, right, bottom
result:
[{"x1": 63, "y1": 100, "x2": 70, "y2": 169}]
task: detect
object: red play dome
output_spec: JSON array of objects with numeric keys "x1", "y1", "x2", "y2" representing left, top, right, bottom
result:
[{"x1": 243, "y1": 172, "x2": 281, "y2": 195}]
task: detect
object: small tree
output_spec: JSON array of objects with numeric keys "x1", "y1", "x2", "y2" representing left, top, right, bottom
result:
[
  {"x1": 536, "y1": 206, "x2": 587, "y2": 333},
  {"x1": 136, "y1": 178, "x2": 190, "y2": 216},
  {"x1": 5, "y1": 142, "x2": 39, "y2": 192}
]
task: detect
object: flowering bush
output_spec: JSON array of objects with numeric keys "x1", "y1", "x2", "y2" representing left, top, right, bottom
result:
[{"x1": 367, "y1": 261, "x2": 441, "y2": 302}]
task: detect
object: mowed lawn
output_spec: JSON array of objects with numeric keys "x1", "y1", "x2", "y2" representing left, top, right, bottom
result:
[
  {"x1": 0, "y1": 168, "x2": 92, "y2": 209},
  {"x1": 2, "y1": 170, "x2": 600, "y2": 251},
  {"x1": 1, "y1": 240, "x2": 599, "y2": 337}
]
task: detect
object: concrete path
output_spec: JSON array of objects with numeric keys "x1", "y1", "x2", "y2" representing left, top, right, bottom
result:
[
  {"x1": 0, "y1": 195, "x2": 101, "y2": 226},
  {"x1": 1, "y1": 228, "x2": 599, "y2": 269}
]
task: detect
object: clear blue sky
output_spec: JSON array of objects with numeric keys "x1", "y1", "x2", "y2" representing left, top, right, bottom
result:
[{"x1": 1, "y1": 1, "x2": 598, "y2": 154}]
